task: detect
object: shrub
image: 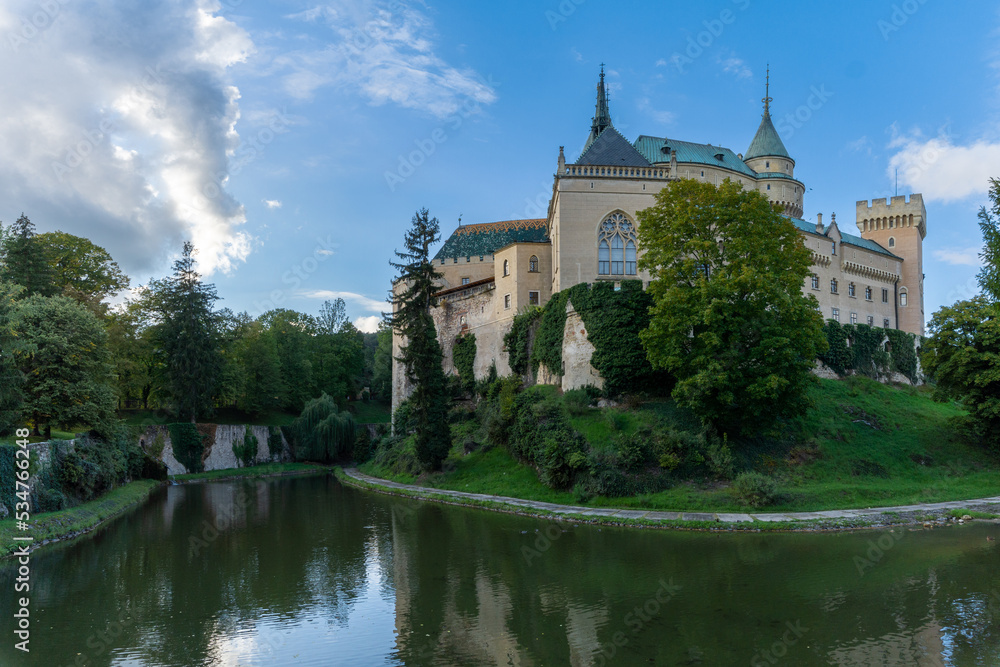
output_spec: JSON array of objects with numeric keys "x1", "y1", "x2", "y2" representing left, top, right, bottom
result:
[
  {"x1": 563, "y1": 388, "x2": 594, "y2": 416},
  {"x1": 168, "y1": 422, "x2": 206, "y2": 474},
  {"x1": 731, "y1": 472, "x2": 778, "y2": 508},
  {"x1": 268, "y1": 427, "x2": 284, "y2": 461},
  {"x1": 354, "y1": 428, "x2": 372, "y2": 463},
  {"x1": 233, "y1": 428, "x2": 259, "y2": 468}
]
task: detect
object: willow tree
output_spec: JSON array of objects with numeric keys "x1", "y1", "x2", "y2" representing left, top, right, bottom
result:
[
  {"x1": 637, "y1": 178, "x2": 827, "y2": 435},
  {"x1": 388, "y1": 208, "x2": 451, "y2": 470},
  {"x1": 292, "y1": 393, "x2": 355, "y2": 462}
]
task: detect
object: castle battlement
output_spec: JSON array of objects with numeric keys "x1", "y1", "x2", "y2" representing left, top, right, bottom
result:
[{"x1": 855, "y1": 194, "x2": 926, "y2": 238}]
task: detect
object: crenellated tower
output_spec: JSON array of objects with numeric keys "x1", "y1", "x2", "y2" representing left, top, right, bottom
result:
[{"x1": 856, "y1": 194, "x2": 926, "y2": 336}]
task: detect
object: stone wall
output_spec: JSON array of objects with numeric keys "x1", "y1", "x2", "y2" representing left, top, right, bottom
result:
[{"x1": 140, "y1": 425, "x2": 291, "y2": 476}]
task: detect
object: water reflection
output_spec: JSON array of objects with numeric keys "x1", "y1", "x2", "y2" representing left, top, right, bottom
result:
[{"x1": 0, "y1": 475, "x2": 998, "y2": 666}]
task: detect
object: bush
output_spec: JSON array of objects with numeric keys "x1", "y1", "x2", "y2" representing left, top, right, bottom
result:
[
  {"x1": 731, "y1": 472, "x2": 778, "y2": 508},
  {"x1": 563, "y1": 388, "x2": 594, "y2": 416},
  {"x1": 168, "y1": 422, "x2": 206, "y2": 474},
  {"x1": 354, "y1": 428, "x2": 372, "y2": 463},
  {"x1": 233, "y1": 428, "x2": 259, "y2": 468}
]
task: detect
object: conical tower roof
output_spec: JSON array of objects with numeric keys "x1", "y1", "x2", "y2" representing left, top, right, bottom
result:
[
  {"x1": 745, "y1": 67, "x2": 790, "y2": 160},
  {"x1": 583, "y1": 65, "x2": 612, "y2": 152}
]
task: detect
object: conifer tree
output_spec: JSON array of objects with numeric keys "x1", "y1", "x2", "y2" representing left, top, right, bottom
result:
[
  {"x1": 0, "y1": 214, "x2": 55, "y2": 297},
  {"x1": 388, "y1": 208, "x2": 451, "y2": 470},
  {"x1": 155, "y1": 242, "x2": 222, "y2": 422},
  {"x1": 0, "y1": 281, "x2": 25, "y2": 435}
]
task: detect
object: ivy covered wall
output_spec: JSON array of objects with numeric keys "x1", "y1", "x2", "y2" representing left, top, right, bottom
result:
[{"x1": 818, "y1": 320, "x2": 922, "y2": 383}]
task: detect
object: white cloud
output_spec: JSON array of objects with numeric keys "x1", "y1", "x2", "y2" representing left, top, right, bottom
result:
[
  {"x1": 354, "y1": 315, "x2": 382, "y2": 333},
  {"x1": 263, "y1": 199, "x2": 282, "y2": 209},
  {"x1": 888, "y1": 128, "x2": 1000, "y2": 203},
  {"x1": 846, "y1": 136, "x2": 873, "y2": 156},
  {"x1": 933, "y1": 247, "x2": 982, "y2": 266},
  {"x1": 0, "y1": 0, "x2": 256, "y2": 276},
  {"x1": 718, "y1": 55, "x2": 752, "y2": 79},
  {"x1": 300, "y1": 289, "x2": 385, "y2": 312},
  {"x1": 275, "y1": 1, "x2": 496, "y2": 117},
  {"x1": 637, "y1": 97, "x2": 675, "y2": 125}
]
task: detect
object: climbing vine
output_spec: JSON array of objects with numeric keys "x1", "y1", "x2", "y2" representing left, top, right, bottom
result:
[
  {"x1": 168, "y1": 422, "x2": 205, "y2": 473},
  {"x1": 453, "y1": 333, "x2": 477, "y2": 394},
  {"x1": 0, "y1": 445, "x2": 15, "y2": 515},
  {"x1": 504, "y1": 307, "x2": 542, "y2": 376},
  {"x1": 885, "y1": 328, "x2": 920, "y2": 383},
  {"x1": 819, "y1": 321, "x2": 920, "y2": 382},
  {"x1": 531, "y1": 291, "x2": 571, "y2": 375}
]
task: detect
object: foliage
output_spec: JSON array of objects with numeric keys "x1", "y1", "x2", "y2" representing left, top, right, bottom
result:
[
  {"x1": 922, "y1": 297, "x2": 1000, "y2": 451},
  {"x1": 233, "y1": 428, "x2": 259, "y2": 468},
  {"x1": 13, "y1": 294, "x2": 116, "y2": 433},
  {"x1": 0, "y1": 214, "x2": 55, "y2": 297},
  {"x1": 387, "y1": 209, "x2": 451, "y2": 471},
  {"x1": 353, "y1": 427, "x2": 372, "y2": 463},
  {"x1": 978, "y1": 177, "x2": 1000, "y2": 302},
  {"x1": 820, "y1": 321, "x2": 920, "y2": 383},
  {"x1": 452, "y1": 333, "x2": 477, "y2": 394},
  {"x1": 0, "y1": 445, "x2": 18, "y2": 515},
  {"x1": 530, "y1": 291, "x2": 570, "y2": 375},
  {"x1": 316, "y1": 297, "x2": 348, "y2": 334},
  {"x1": 268, "y1": 426, "x2": 284, "y2": 461},
  {"x1": 0, "y1": 281, "x2": 25, "y2": 435},
  {"x1": 35, "y1": 230, "x2": 129, "y2": 308},
  {"x1": 168, "y1": 422, "x2": 206, "y2": 474},
  {"x1": 637, "y1": 178, "x2": 828, "y2": 435},
  {"x1": 292, "y1": 393, "x2": 356, "y2": 463},
  {"x1": 154, "y1": 242, "x2": 222, "y2": 422},
  {"x1": 885, "y1": 328, "x2": 920, "y2": 382},
  {"x1": 371, "y1": 323, "x2": 393, "y2": 400},
  {"x1": 731, "y1": 472, "x2": 778, "y2": 508},
  {"x1": 504, "y1": 306, "x2": 543, "y2": 376}
]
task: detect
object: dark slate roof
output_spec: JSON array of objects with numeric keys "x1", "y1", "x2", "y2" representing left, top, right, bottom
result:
[
  {"x1": 745, "y1": 114, "x2": 790, "y2": 160},
  {"x1": 576, "y1": 127, "x2": 651, "y2": 167},
  {"x1": 633, "y1": 135, "x2": 757, "y2": 177},
  {"x1": 787, "y1": 217, "x2": 901, "y2": 259},
  {"x1": 434, "y1": 219, "x2": 548, "y2": 260}
]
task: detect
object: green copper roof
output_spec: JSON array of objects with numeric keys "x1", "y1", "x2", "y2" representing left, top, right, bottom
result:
[
  {"x1": 434, "y1": 219, "x2": 548, "y2": 261},
  {"x1": 633, "y1": 135, "x2": 757, "y2": 177},
  {"x1": 787, "y1": 217, "x2": 901, "y2": 259},
  {"x1": 745, "y1": 114, "x2": 790, "y2": 160}
]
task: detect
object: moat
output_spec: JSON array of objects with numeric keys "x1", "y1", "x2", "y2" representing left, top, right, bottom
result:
[{"x1": 3, "y1": 473, "x2": 999, "y2": 666}]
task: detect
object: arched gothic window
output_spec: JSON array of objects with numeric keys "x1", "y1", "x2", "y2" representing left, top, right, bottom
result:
[
  {"x1": 528, "y1": 255, "x2": 539, "y2": 272},
  {"x1": 598, "y1": 212, "x2": 637, "y2": 276},
  {"x1": 503, "y1": 259, "x2": 510, "y2": 277}
]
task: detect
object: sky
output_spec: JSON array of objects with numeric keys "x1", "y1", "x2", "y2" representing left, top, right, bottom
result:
[{"x1": 0, "y1": 0, "x2": 997, "y2": 332}]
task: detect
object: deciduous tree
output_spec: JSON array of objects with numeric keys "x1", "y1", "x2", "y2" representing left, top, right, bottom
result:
[
  {"x1": 637, "y1": 178, "x2": 827, "y2": 435},
  {"x1": 35, "y1": 231, "x2": 129, "y2": 310},
  {"x1": 0, "y1": 214, "x2": 55, "y2": 297}
]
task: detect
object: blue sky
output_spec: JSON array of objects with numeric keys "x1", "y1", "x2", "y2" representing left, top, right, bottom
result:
[{"x1": 1, "y1": 0, "x2": 997, "y2": 331}]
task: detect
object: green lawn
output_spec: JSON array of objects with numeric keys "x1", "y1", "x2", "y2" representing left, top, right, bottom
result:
[
  {"x1": 361, "y1": 378, "x2": 1000, "y2": 513},
  {"x1": 0, "y1": 480, "x2": 161, "y2": 559}
]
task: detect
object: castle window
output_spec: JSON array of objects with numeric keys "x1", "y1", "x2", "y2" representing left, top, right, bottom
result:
[
  {"x1": 767, "y1": 184, "x2": 771, "y2": 191},
  {"x1": 811, "y1": 275, "x2": 819, "y2": 290},
  {"x1": 882, "y1": 288, "x2": 889, "y2": 303},
  {"x1": 888, "y1": 237, "x2": 895, "y2": 248},
  {"x1": 461, "y1": 277, "x2": 470, "y2": 285},
  {"x1": 598, "y1": 212, "x2": 638, "y2": 276},
  {"x1": 867, "y1": 315, "x2": 874, "y2": 326},
  {"x1": 848, "y1": 282, "x2": 856, "y2": 297},
  {"x1": 766, "y1": 161, "x2": 770, "y2": 169},
  {"x1": 529, "y1": 255, "x2": 539, "y2": 272},
  {"x1": 528, "y1": 291, "x2": 540, "y2": 306},
  {"x1": 900, "y1": 290, "x2": 908, "y2": 307},
  {"x1": 700, "y1": 171, "x2": 704, "y2": 177},
  {"x1": 831, "y1": 242, "x2": 836, "y2": 255},
  {"x1": 479, "y1": 255, "x2": 484, "y2": 261},
  {"x1": 504, "y1": 294, "x2": 511, "y2": 309},
  {"x1": 503, "y1": 259, "x2": 510, "y2": 277},
  {"x1": 440, "y1": 258, "x2": 445, "y2": 265},
  {"x1": 884, "y1": 318, "x2": 891, "y2": 328},
  {"x1": 830, "y1": 279, "x2": 838, "y2": 294},
  {"x1": 466, "y1": 256, "x2": 471, "y2": 262},
  {"x1": 832, "y1": 308, "x2": 840, "y2": 322},
  {"x1": 865, "y1": 286, "x2": 872, "y2": 301},
  {"x1": 453, "y1": 257, "x2": 458, "y2": 263},
  {"x1": 850, "y1": 312, "x2": 858, "y2": 324}
]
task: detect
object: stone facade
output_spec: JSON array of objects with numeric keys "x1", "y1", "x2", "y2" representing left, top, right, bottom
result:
[
  {"x1": 390, "y1": 69, "x2": 928, "y2": 412},
  {"x1": 141, "y1": 425, "x2": 291, "y2": 476}
]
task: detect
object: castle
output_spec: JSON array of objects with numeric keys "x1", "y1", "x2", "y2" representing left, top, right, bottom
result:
[{"x1": 392, "y1": 68, "x2": 927, "y2": 410}]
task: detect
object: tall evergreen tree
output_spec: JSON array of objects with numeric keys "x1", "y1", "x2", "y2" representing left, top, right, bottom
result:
[
  {"x1": 388, "y1": 209, "x2": 451, "y2": 470},
  {"x1": 156, "y1": 242, "x2": 222, "y2": 422},
  {"x1": 0, "y1": 214, "x2": 55, "y2": 297},
  {"x1": 0, "y1": 281, "x2": 25, "y2": 435},
  {"x1": 978, "y1": 177, "x2": 1000, "y2": 302}
]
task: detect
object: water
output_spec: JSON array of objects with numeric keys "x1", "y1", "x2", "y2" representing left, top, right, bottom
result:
[{"x1": 2, "y1": 474, "x2": 999, "y2": 666}]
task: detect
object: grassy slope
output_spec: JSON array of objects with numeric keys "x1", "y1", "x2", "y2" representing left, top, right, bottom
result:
[
  {"x1": 0, "y1": 480, "x2": 161, "y2": 558},
  {"x1": 349, "y1": 400, "x2": 392, "y2": 424},
  {"x1": 362, "y1": 378, "x2": 1000, "y2": 513}
]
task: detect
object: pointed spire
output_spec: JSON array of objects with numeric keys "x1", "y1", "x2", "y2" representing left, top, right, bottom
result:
[
  {"x1": 585, "y1": 65, "x2": 612, "y2": 151},
  {"x1": 762, "y1": 64, "x2": 772, "y2": 118}
]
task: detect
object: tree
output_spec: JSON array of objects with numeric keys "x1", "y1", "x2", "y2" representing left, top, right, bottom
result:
[
  {"x1": 35, "y1": 231, "x2": 129, "y2": 309},
  {"x1": 155, "y1": 242, "x2": 222, "y2": 422},
  {"x1": 0, "y1": 214, "x2": 55, "y2": 297},
  {"x1": 637, "y1": 178, "x2": 827, "y2": 435},
  {"x1": 978, "y1": 177, "x2": 1000, "y2": 302},
  {"x1": 260, "y1": 308, "x2": 315, "y2": 412},
  {"x1": 371, "y1": 323, "x2": 393, "y2": 400},
  {"x1": 0, "y1": 281, "x2": 25, "y2": 434},
  {"x1": 13, "y1": 294, "x2": 116, "y2": 434},
  {"x1": 232, "y1": 316, "x2": 285, "y2": 416},
  {"x1": 317, "y1": 298, "x2": 348, "y2": 334},
  {"x1": 388, "y1": 209, "x2": 451, "y2": 470}
]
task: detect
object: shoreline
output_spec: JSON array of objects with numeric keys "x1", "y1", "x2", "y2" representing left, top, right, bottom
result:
[{"x1": 337, "y1": 467, "x2": 1000, "y2": 533}]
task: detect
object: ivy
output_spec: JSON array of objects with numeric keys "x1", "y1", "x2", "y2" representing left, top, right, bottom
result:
[
  {"x1": 453, "y1": 333, "x2": 477, "y2": 394},
  {"x1": 168, "y1": 422, "x2": 205, "y2": 473},
  {"x1": 531, "y1": 290, "x2": 571, "y2": 375},
  {"x1": 567, "y1": 281, "x2": 666, "y2": 397},
  {"x1": 504, "y1": 307, "x2": 542, "y2": 376},
  {"x1": 0, "y1": 444, "x2": 15, "y2": 515},
  {"x1": 819, "y1": 321, "x2": 920, "y2": 383}
]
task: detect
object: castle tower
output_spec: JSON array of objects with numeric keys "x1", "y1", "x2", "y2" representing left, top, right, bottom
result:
[
  {"x1": 743, "y1": 68, "x2": 803, "y2": 217},
  {"x1": 856, "y1": 194, "x2": 927, "y2": 336}
]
